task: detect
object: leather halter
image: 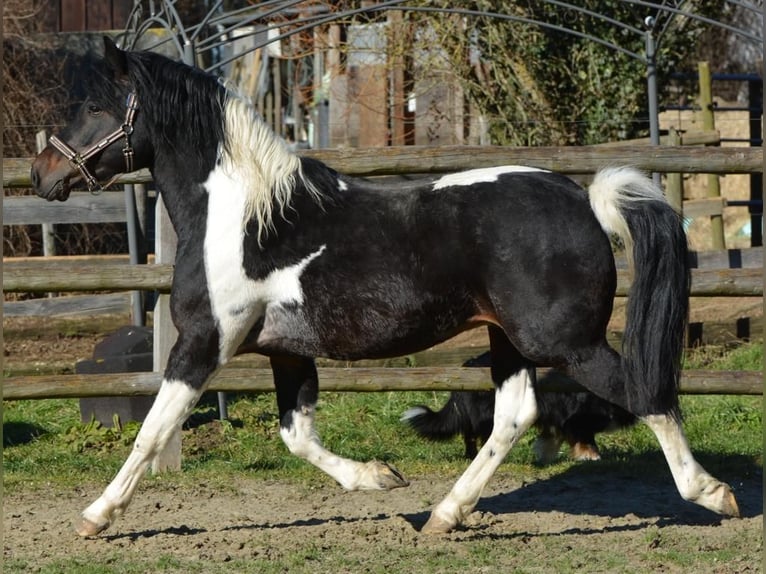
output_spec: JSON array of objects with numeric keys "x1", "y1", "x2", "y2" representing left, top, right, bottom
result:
[{"x1": 48, "y1": 92, "x2": 139, "y2": 193}]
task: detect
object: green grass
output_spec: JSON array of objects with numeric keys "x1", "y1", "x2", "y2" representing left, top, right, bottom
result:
[{"x1": 683, "y1": 339, "x2": 764, "y2": 370}]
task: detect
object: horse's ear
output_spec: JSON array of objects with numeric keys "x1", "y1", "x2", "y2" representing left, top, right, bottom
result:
[{"x1": 103, "y1": 36, "x2": 128, "y2": 79}]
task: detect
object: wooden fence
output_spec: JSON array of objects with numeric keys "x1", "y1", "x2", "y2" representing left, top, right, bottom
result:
[
  {"x1": 4, "y1": 145, "x2": 763, "y2": 187},
  {"x1": 3, "y1": 145, "x2": 764, "y2": 401}
]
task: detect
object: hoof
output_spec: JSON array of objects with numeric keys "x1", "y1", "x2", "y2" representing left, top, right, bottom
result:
[
  {"x1": 421, "y1": 513, "x2": 455, "y2": 534},
  {"x1": 571, "y1": 442, "x2": 601, "y2": 462},
  {"x1": 368, "y1": 460, "x2": 409, "y2": 490},
  {"x1": 76, "y1": 516, "x2": 109, "y2": 537},
  {"x1": 714, "y1": 484, "x2": 740, "y2": 518}
]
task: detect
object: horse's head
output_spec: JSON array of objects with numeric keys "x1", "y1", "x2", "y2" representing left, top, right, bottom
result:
[{"x1": 31, "y1": 37, "x2": 149, "y2": 200}]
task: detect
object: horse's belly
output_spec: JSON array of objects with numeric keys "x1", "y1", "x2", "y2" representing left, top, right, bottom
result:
[{"x1": 252, "y1": 297, "x2": 474, "y2": 360}]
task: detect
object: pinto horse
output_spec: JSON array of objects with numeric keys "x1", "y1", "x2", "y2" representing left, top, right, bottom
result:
[{"x1": 31, "y1": 38, "x2": 739, "y2": 536}]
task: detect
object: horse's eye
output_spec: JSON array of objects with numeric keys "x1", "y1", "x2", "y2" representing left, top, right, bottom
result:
[{"x1": 87, "y1": 103, "x2": 103, "y2": 116}]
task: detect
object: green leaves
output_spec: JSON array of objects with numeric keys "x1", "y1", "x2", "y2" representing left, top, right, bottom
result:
[{"x1": 63, "y1": 414, "x2": 140, "y2": 454}]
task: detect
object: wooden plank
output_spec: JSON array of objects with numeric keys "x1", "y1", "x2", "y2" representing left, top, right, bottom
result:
[
  {"x1": 112, "y1": 1, "x2": 134, "y2": 27},
  {"x1": 3, "y1": 192, "x2": 127, "y2": 225},
  {"x1": 6, "y1": 146, "x2": 763, "y2": 188},
  {"x1": 680, "y1": 268, "x2": 763, "y2": 296},
  {"x1": 688, "y1": 248, "x2": 763, "y2": 269},
  {"x1": 682, "y1": 198, "x2": 726, "y2": 218},
  {"x1": 86, "y1": 0, "x2": 112, "y2": 30},
  {"x1": 4, "y1": 159, "x2": 152, "y2": 188},
  {"x1": 2, "y1": 368, "x2": 761, "y2": 400},
  {"x1": 4, "y1": 254, "x2": 136, "y2": 266},
  {"x1": 354, "y1": 65, "x2": 388, "y2": 147},
  {"x1": 38, "y1": 0, "x2": 61, "y2": 32},
  {"x1": 615, "y1": 248, "x2": 764, "y2": 270},
  {"x1": 3, "y1": 264, "x2": 760, "y2": 296},
  {"x1": 2, "y1": 262, "x2": 174, "y2": 292},
  {"x1": 306, "y1": 145, "x2": 763, "y2": 176},
  {"x1": 3, "y1": 293, "x2": 131, "y2": 317},
  {"x1": 60, "y1": 0, "x2": 86, "y2": 31}
]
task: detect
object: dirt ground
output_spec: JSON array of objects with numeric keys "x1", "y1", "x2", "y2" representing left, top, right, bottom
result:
[{"x1": 4, "y1": 466, "x2": 763, "y2": 573}]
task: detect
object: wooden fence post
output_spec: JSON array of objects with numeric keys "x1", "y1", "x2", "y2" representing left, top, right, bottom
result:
[
  {"x1": 698, "y1": 62, "x2": 725, "y2": 249},
  {"x1": 151, "y1": 195, "x2": 181, "y2": 473},
  {"x1": 665, "y1": 128, "x2": 683, "y2": 213},
  {"x1": 35, "y1": 131, "x2": 56, "y2": 261}
]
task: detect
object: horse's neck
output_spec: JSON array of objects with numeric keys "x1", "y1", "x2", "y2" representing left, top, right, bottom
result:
[{"x1": 150, "y1": 160, "x2": 212, "y2": 243}]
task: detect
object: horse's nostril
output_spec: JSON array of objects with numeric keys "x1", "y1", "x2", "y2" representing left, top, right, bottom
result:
[{"x1": 30, "y1": 166, "x2": 40, "y2": 190}]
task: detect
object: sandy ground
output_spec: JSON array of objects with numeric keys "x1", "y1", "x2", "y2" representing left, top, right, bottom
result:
[{"x1": 4, "y1": 467, "x2": 763, "y2": 573}]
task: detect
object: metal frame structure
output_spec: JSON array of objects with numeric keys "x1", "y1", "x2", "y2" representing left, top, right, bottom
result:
[{"x1": 116, "y1": 0, "x2": 762, "y2": 147}]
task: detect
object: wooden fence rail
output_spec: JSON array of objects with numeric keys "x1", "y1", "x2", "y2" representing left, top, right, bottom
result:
[
  {"x1": 3, "y1": 367, "x2": 761, "y2": 401},
  {"x1": 3, "y1": 145, "x2": 763, "y2": 188},
  {"x1": 3, "y1": 262, "x2": 762, "y2": 296},
  {"x1": 2, "y1": 192, "x2": 128, "y2": 225}
]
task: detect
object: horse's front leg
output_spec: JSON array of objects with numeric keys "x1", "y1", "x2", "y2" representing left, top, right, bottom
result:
[
  {"x1": 271, "y1": 355, "x2": 409, "y2": 491},
  {"x1": 77, "y1": 333, "x2": 218, "y2": 536}
]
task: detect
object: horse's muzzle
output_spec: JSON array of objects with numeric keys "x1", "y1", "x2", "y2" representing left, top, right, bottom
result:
[{"x1": 30, "y1": 149, "x2": 74, "y2": 201}]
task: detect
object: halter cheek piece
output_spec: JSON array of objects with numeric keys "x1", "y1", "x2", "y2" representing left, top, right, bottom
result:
[{"x1": 48, "y1": 92, "x2": 139, "y2": 193}]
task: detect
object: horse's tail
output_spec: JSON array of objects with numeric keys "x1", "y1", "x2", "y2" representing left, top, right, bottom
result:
[
  {"x1": 401, "y1": 395, "x2": 466, "y2": 441},
  {"x1": 588, "y1": 167, "x2": 690, "y2": 418}
]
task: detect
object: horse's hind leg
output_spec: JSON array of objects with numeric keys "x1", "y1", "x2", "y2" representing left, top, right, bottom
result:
[
  {"x1": 642, "y1": 414, "x2": 739, "y2": 516},
  {"x1": 570, "y1": 342, "x2": 739, "y2": 517},
  {"x1": 423, "y1": 326, "x2": 538, "y2": 533},
  {"x1": 271, "y1": 355, "x2": 409, "y2": 491}
]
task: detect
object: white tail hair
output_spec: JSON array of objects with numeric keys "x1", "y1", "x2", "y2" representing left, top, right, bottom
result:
[{"x1": 588, "y1": 167, "x2": 669, "y2": 266}]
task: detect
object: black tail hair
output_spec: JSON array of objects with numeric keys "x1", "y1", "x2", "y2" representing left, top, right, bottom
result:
[
  {"x1": 401, "y1": 395, "x2": 468, "y2": 441},
  {"x1": 588, "y1": 168, "x2": 690, "y2": 418}
]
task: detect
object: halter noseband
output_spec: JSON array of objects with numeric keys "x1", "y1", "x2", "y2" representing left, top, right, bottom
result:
[{"x1": 48, "y1": 92, "x2": 139, "y2": 193}]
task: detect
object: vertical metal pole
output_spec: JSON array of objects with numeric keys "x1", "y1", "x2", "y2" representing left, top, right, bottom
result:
[
  {"x1": 182, "y1": 40, "x2": 195, "y2": 65},
  {"x1": 123, "y1": 183, "x2": 145, "y2": 326},
  {"x1": 644, "y1": 19, "x2": 660, "y2": 187},
  {"x1": 749, "y1": 77, "x2": 763, "y2": 247}
]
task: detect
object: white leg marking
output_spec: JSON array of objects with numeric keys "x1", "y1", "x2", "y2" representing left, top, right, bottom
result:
[
  {"x1": 78, "y1": 379, "x2": 205, "y2": 536},
  {"x1": 152, "y1": 426, "x2": 183, "y2": 473},
  {"x1": 642, "y1": 414, "x2": 740, "y2": 517},
  {"x1": 280, "y1": 406, "x2": 408, "y2": 491},
  {"x1": 423, "y1": 368, "x2": 538, "y2": 533}
]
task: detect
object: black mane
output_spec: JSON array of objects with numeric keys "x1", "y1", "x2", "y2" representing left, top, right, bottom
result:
[
  {"x1": 130, "y1": 51, "x2": 227, "y2": 160},
  {"x1": 86, "y1": 49, "x2": 227, "y2": 165}
]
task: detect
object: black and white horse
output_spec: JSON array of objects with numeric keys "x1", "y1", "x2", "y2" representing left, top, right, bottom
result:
[{"x1": 31, "y1": 38, "x2": 739, "y2": 536}]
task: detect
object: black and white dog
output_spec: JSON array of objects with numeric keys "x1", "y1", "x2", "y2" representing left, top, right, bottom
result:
[{"x1": 402, "y1": 352, "x2": 636, "y2": 463}]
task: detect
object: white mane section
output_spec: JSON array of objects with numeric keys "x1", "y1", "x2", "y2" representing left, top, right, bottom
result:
[{"x1": 220, "y1": 95, "x2": 320, "y2": 244}]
